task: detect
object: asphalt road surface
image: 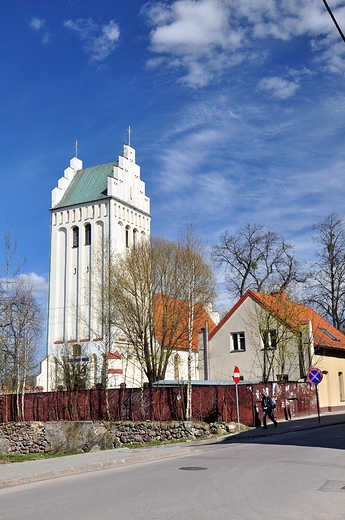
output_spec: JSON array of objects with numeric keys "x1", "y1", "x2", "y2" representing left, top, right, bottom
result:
[{"x1": 1, "y1": 424, "x2": 345, "y2": 520}]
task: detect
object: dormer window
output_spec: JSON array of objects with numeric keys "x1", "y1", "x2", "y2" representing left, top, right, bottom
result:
[{"x1": 320, "y1": 327, "x2": 340, "y2": 342}]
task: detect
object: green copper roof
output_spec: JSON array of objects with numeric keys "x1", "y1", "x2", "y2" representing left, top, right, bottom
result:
[{"x1": 55, "y1": 162, "x2": 118, "y2": 208}]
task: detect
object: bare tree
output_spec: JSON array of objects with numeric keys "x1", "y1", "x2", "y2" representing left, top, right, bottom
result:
[
  {"x1": 213, "y1": 223, "x2": 304, "y2": 299},
  {"x1": 107, "y1": 236, "x2": 213, "y2": 385},
  {"x1": 307, "y1": 213, "x2": 345, "y2": 330},
  {"x1": 0, "y1": 230, "x2": 43, "y2": 417},
  {"x1": 95, "y1": 232, "x2": 216, "y2": 398},
  {"x1": 11, "y1": 278, "x2": 44, "y2": 419}
]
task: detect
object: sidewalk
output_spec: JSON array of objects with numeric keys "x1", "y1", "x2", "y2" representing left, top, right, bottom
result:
[
  {"x1": 232, "y1": 410, "x2": 345, "y2": 440},
  {"x1": 0, "y1": 412, "x2": 344, "y2": 490}
]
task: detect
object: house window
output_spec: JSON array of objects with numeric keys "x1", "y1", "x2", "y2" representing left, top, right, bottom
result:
[
  {"x1": 72, "y1": 227, "x2": 79, "y2": 248},
  {"x1": 339, "y1": 372, "x2": 344, "y2": 401},
  {"x1": 231, "y1": 332, "x2": 246, "y2": 351},
  {"x1": 263, "y1": 329, "x2": 278, "y2": 349},
  {"x1": 85, "y1": 224, "x2": 91, "y2": 246}
]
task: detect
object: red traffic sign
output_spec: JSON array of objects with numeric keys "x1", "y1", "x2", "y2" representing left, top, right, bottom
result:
[
  {"x1": 233, "y1": 366, "x2": 241, "y2": 384},
  {"x1": 307, "y1": 368, "x2": 323, "y2": 385}
]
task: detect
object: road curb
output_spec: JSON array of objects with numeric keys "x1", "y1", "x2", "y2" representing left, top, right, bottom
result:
[{"x1": 0, "y1": 446, "x2": 197, "y2": 490}]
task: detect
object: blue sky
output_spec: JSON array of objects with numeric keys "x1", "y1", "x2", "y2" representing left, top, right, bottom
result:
[{"x1": 1, "y1": 0, "x2": 345, "y2": 317}]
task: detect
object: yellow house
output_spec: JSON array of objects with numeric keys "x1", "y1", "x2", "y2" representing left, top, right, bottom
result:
[{"x1": 208, "y1": 290, "x2": 345, "y2": 412}]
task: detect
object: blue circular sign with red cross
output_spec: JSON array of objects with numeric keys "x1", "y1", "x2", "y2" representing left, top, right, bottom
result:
[{"x1": 307, "y1": 368, "x2": 323, "y2": 385}]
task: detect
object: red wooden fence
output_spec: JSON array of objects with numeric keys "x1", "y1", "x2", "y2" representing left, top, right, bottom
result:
[{"x1": 0, "y1": 382, "x2": 317, "y2": 426}]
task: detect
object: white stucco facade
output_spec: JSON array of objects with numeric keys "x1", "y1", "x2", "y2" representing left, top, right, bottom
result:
[
  {"x1": 208, "y1": 294, "x2": 309, "y2": 383},
  {"x1": 37, "y1": 144, "x2": 152, "y2": 391}
]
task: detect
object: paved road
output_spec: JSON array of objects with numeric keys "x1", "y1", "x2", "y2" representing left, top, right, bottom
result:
[
  {"x1": 0, "y1": 412, "x2": 344, "y2": 490},
  {"x1": 1, "y1": 417, "x2": 345, "y2": 519}
]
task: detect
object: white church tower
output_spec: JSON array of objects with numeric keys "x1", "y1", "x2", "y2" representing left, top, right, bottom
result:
[{"x1": 37, "y1": 139, "x2": 151, "y2": 390}]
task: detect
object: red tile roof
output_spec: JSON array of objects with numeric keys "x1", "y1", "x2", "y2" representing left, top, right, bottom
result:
[
  {"x1": 154, "y1": 295, "x2": 217, "y2": 352},
  {"x1": 209, "y1": 289, "x2": 345, "y2": 352}
]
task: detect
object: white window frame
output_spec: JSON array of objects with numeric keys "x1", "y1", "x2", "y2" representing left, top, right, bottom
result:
[{"x1": 231, "y1": 332, "x2": 246, "y2": 352}]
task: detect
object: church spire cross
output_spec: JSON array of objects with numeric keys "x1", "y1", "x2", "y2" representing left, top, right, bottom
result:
[
  {"x1": 74, "y1": 139, "x2": 79, "y2": 158},
  {"x1": 126, "y1": 126, "x2": 132, "y2": 146}
]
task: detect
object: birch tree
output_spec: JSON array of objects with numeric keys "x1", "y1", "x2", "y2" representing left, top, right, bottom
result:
[
  {"x1": 0, "y1": 231, "x2": 43, "y2": 411},
  {"x1": 178, "y1": 224, "x2": 217, "y2": 419}
]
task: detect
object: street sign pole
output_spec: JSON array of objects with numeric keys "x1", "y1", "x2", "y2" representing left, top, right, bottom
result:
[
  {"x1": 233, "y1": 366, "x2": 241, "y2": 432},
  {"x1": 235, "y1": 383, "x2": 240, "y2": 433},
  {"x1": 307, "y1": 368, "x2": 323, "y2": 423},
  {"x1": 316, "y1": 384, "x2": 321, "y2": 424}
]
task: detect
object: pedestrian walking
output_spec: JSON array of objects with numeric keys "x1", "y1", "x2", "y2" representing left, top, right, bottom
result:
[{"x1": 261, "y1": 391, "x2": 277, "y2": 429}]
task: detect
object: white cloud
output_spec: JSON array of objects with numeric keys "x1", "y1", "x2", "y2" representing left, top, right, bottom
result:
[
  {"x1": 29, "y1": 16, "x2": 52, "y2": 43},
  {"x1": 143, "y1": 0, "x2": 244, "y2": 86},
  {"x1": 18, "y1": 273, "x2": 48, "y2": 300},
  {"x1": 64, "y1": 18, "x2": 120, "y2": 61},
  {"x1": 146, "y1": 79, "x2": 345, "y2": 271},
  {"x1": 29, "y1": 17, "x2": 45, "y2": 31},
  {"x1": 143, "y1": 0, "x2": 345, "y2": 87},
  {"x1": 258, "y1": 77, "x2": 300, "y2": 99}
]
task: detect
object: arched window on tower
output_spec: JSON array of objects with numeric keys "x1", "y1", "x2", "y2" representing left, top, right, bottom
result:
[
  {"x1": 125, "y1": 225, "x2": 130, "y2": 248},
  {"x1": 72, "y1": 226, "x2": 79, "y2": 248},
  {"x1": 133, "y1": 228, "x2": 138, "y2": 247},
  {"x1": 85, "y1": 224, "x2": 91, "y2": 246}
]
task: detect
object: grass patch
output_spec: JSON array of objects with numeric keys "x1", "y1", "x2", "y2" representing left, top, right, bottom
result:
[{"x1": 0, "y1": 451, "x2": 81, "y2": 464}]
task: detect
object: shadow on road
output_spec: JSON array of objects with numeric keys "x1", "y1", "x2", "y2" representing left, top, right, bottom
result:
[{"x1": 211, "y1": 413, "x2": 345, "y2": 450}]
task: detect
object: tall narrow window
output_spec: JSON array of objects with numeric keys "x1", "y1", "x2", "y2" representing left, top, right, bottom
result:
[
  {"x1": 72, "y1": 227, "x2": 79, "y2": 248},
  {"x1": 133, "y1": 228, "x2": 138, "y2": 247},
  {"x1": 85, "y1": 224, "x2": 91, "y2": 246},
  {"x1": 125, "y1": 226, "x2": 130, "y2": 248},
  {"x1": 339, "y1": 372, "x2": 344, "y2": 401}
]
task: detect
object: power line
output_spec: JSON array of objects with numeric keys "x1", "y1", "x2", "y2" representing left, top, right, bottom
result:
[{"x1": 322, "y1": 0, "x2": 345, "y2": 43}]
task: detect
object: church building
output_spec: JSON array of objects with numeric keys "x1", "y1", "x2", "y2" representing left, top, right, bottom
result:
[
  {"x1": 36, "y1": 138, "x2": 219, "y2": 391},
  {"x1": 37, "y1": 140, "x2": 151, "y2": 390}
]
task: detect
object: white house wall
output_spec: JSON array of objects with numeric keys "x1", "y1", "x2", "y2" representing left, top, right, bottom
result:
[{"x1": 209, "y1": 297, "x2": 302, "y2": 383}]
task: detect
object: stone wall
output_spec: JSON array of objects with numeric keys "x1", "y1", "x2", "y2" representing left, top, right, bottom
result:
[{"x1": 0, "y1": 421, "x2": 236, "y2": 455}]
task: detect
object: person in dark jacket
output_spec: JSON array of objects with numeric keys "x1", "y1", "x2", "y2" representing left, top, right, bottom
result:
[{"x1": 261, "y1": 391, "x2": 277, "y2": 429}]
